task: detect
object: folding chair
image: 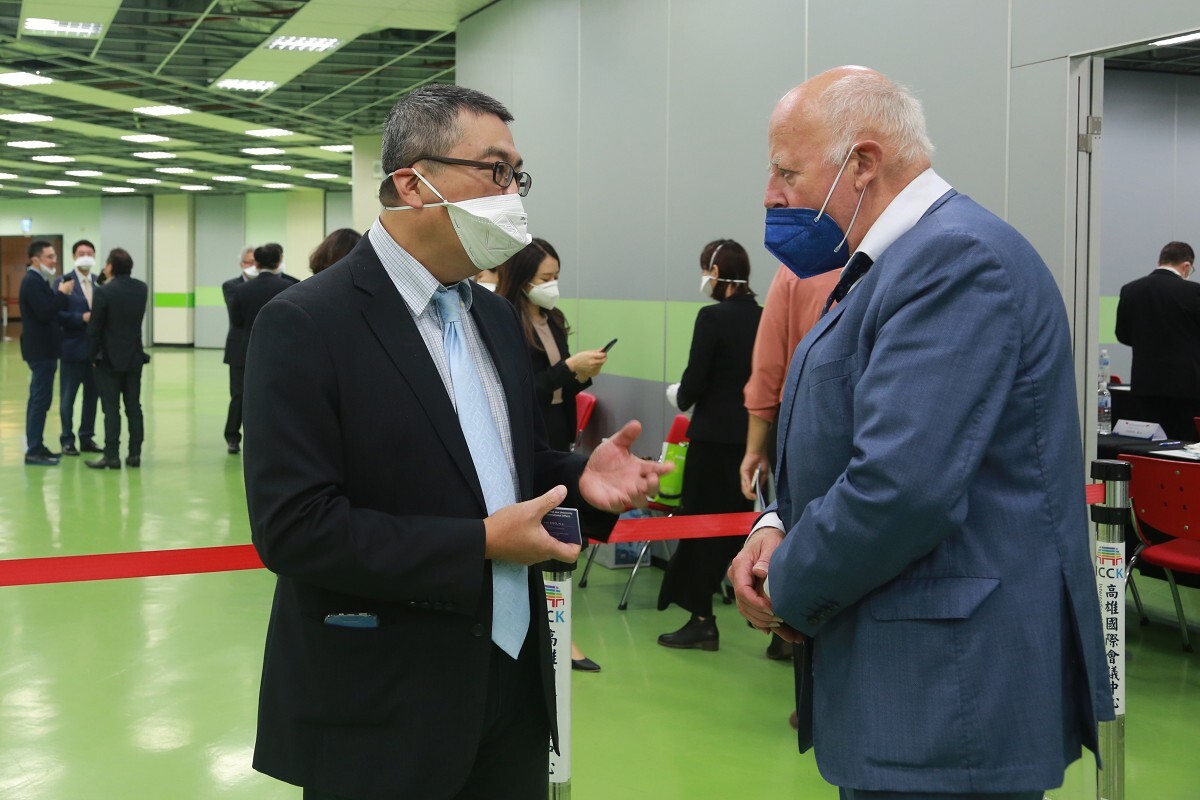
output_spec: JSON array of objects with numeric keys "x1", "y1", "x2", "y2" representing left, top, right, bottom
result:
[
  {"x1": 578, "y1": 414, "x2": 690, "y2": 609},
  {"x1": 1124, "y1": 453, "x2": 1200, "y2": 652},
  {"x1": 572, "y1": 391, "x2": 597, "y2": 453}
]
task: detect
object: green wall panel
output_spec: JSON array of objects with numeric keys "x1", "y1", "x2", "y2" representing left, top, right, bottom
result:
[
  {"x1": 1099, "y1": 295, "x2": 1119, "y2": 345},
  {"x1": 154, "y1": 292, "x2": 195, "y2": 308},
  {"x1": 195, "y1": 286, "x2": 225, "y2": 308}
]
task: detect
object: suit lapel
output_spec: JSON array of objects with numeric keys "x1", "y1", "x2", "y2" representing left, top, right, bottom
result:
[
  {"x1": 350, "y1": 244, "x2": 487, "y2": 510},
  {"x1": 470, "y1": 288, "x2": 533, "y2": 497}
]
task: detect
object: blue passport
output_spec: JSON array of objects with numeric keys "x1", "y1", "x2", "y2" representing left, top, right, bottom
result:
[{"x1": 542, "y1": 507, "x2": 582, "y2": 545}]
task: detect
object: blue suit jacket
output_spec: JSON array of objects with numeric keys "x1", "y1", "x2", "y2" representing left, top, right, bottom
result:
[
  {"x1": 54, "y1": 270, "x2": 94, "y2": 363},
  {"x1": 769, "y1": 190, "x2": 1113, "y2": 793}
]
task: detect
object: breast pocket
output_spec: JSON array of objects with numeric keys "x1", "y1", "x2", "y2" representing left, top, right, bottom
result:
[{"x1": 804, "y1": 354, "x2": 858, "y2": 436}]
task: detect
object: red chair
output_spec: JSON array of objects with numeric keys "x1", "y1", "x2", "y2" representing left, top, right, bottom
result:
[
  {"x1": 1108, "y1": 374, "x2": 1123, "y2": 385},
  {"x1": 1124, "y1": 454, "x2": 1200, "y2": 652},
  {"x1": 578, "y1": 414, "x2": 691, "y2": 608},
  {"x1": 573, "y1": 391, "x2": 597, "y2": 452}
]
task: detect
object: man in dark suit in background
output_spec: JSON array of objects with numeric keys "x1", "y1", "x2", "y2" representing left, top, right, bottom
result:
[
  {"x1": 86, "y1": 249, "x2": 149, "y2": 470},
  {"x1": 231, "y1": 244, "x2": 293, "y2": 351},
  {"x1": 263, "y1": 242, "x2": 299, "y2": 285},
  {"x1": 222, "y1": 245, "x2": 257, "y2": 455},
  {"x1": 19, "y1": 239, "x2": 73, "y2": 466},
  {"x1": 244, "y1": 83, "x2": 669, "y2": 800},
  {"x1": 1115, "y1": 240, "x2": 1200, "y2": 440},
  {"x1": 55, "y1": 239, "x2": 102, "y2": 456}
]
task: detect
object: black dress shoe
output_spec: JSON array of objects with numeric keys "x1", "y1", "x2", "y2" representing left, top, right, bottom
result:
[
  {"x1": 227, "y1": 442, "x2": 240, "y2": 455},
  {"x1": 86, "y1": 456, "x2": 122, "y2": 470},
  {"x1": 766, "y1": 633, "x2": 794, "y2": 661},
  {"x1": 25, "y1": 451, "x2": 60, "y2": 466},
  {"x1": 61, "y1": 444, "x2": 80, "y2": 456},
  {"x1": 657, "y1": 616, "x2": 719, "y2": 651},
  {"x1": 38, "y1": 446, "x2": 62, "y2": 459},
  {"x1": 126, "y1": 455, "x2": 141, "y2": 468},
  {"x1": 80, "y1": 440, "x2": 103, "y2": 453},
  {"x1": 571, "y1": 657, "x2": 601, "y2": 672}
]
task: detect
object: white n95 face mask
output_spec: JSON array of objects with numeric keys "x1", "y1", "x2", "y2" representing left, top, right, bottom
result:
[
  {"x1": 74, "y1": 255, "x2": 96, "y2": 270},
  {"x1": 700, "y1": 274, "x2": 716, "y2": 298},
  {"x1": 526, "y1": 280, "x2": 559, "y2": 310},
  {"x1": 384, "y1": 168, "x2": 532, "y2": 271}
]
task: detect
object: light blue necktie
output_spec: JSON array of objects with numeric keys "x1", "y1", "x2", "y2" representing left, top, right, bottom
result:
[{"x1": 433, "y1": 288, "x2": 529, "y2": 659}]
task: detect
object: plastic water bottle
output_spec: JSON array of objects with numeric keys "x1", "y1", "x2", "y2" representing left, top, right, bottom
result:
[
  {"x1": 1098, "y1": 379, "x2": 1112, "y2": 435},
  {"x1": 1099, "y1": 349, "x2": 1110, "y2": 387}
]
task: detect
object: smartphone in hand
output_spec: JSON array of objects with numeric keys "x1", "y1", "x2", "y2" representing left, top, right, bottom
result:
[{"x1": 601, "y1": 338, "x2": 618, "y2": 353}]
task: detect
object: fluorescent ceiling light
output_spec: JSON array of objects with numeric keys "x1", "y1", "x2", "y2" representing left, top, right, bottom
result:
[
  {"x1": 126, "y1": 178, "x2": 161, "y2": 185},
  {"x1": 1152, "y1": 31, "x2": 1200, "y2": 46},
  {"x1": 246, "y1": 128, "x2": 293, "y2": 138},
  {"x1": 0, "y1": 172, "x2": 17, "y2": 179},
  {"x1": 29, "y1": 188, "x2": 61, "y2": 195},
  {"x1": 103, "y1": 187, "x2": 135, "y2": 193},
  {"x1": 216, "y1": 79, "x2": 277, "y2": 92},
  {"x1": 7, "y1": 140, "x2": 55, "y2": 148},
  {"x1": 133, "y1": 105, "x2": 191, "y2": 117},
  {"x1": 155, "y1": 166, "x2": 194, "y2": 174},
  {"x1": 179, "y1": 185, "x2": 211, "y2": 191},
  {"x1": 121, "y1": 134, "x2": 169, "y2": 143},
  {"x1": 262, "y1": 183, "x2": 293, "y2": 189},
  {"x1": 0, "y1": 72, "x2": 53, "y2": 87},
  {"x1": 268, "y1": 36, "x2": 339, "y2": 52},
  {"x1": 320, "y1": 144, "x2": 354, "y2": 153},
  {"x1": 46, "y1": 180, "x2": 79, "y2": 187},
  {"x1": 211, "y1": 175, "x2": 246, "y2": 182},
  {"x1": 31, "y1": 155, "x2": 74, "y2": 163},
  {"x1": 251, "y1": 164, "x2": 291, "y2": 172},
  {"x1": 304, "y1": 173, "x2": 339, "y2": 180},
  {"x1": 242, "y1": 147, "x2": 285, "y2": 155},
  {"x1": 66, "y1": 170, "x2": 103, "y2": 177},
  {"x1": 133, "y1": 151, "x2": 176, "y2": 159},
  {"x1": 23, "y1": 18, "x2": 103, "y2": 37},
  {"x1": 0, "y1": 113, "x2": 54, "y2": 124}
]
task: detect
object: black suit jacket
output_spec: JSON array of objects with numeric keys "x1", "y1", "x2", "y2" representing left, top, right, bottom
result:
[
  {"x1": 1115, "y1": 269, "x2": 1200, "y2": 398},
  {"x1": 18, "y1": 268, "x2": 67, "y2": 363},
  {"x1": 88, "y1": 275, "x2": 148, "y2": 370},
  {"x1": 54, "y1": 270, "x2": 95, "y2": 363},
  {"x1": 676, "y1": 293, "x2": 762, "y2": 444},
  {"x1": 529, "y1": 312, "x2": 591, "y2": 449},
  {"x1": 243, "y1": 237, "x2": 615, "y2": 798},
  {"x1": 231, "y1": 272, "x2": 291, "y2": 344},
  {"x1": 222, "y1": 274, "x2": 250, "y2": 366}
]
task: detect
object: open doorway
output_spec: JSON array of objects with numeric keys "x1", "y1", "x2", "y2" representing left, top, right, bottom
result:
[{"x1": 1, "y1": 234, "x2": 65, "y2": 341}]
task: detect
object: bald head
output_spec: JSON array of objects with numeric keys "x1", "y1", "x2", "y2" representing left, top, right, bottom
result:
[{"x1": 775, "y1": 66, "x2": 933, "y2": 174}]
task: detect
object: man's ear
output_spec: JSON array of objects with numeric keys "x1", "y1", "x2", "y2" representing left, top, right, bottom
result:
[
  {"x1": 389, "y1": 167, "x2": 426, "y2": 208},
  {"x1": 850, "y1": 140, "x2": 884, "y2": 189}
]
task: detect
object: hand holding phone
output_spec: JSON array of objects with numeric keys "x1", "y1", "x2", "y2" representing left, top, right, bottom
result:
[{"x1": 601, "y1": 338, "x2": 618, "y2": 353}]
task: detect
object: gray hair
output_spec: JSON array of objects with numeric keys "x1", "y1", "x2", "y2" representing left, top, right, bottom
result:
[
  {"x1": 240, "y1": 245, "x2": 255, "y2": 261},
  {"x1": 379, "y1": 83, "x2": 514, "y2": 203},
  {"x1": 818, "y1": 73, "x2": 934, "y2": 168}
]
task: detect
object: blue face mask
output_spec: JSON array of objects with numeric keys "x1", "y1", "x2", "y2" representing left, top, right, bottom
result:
[{"x1": 764, "y1": 148, "x2": 866, "y2": 280}]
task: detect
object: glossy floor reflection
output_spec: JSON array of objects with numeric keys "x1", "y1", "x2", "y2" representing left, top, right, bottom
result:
[{"x1": 1, "y1": 344, "x2": 1198, "y2": 798}]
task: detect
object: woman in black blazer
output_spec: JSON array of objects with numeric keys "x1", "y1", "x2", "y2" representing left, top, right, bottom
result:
[
  {"x1": 498, "y1": 238, "x2": 608, "y2": 670},
  {"x1": 657, "y1": 239, "x2": 762, "y2": 651}
]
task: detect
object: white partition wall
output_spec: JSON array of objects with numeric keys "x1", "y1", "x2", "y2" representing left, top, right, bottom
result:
[{"x1": 194, "y1": 195, "x2": 247, "y2": 350}]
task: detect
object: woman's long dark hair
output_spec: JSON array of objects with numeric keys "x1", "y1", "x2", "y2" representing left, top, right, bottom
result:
[
  {"x1": 497, "y1": 237, "x2": 569, "y2": 352},
  {"x1": 309, "y1": 228, "x2": 361, "y2": 274}
]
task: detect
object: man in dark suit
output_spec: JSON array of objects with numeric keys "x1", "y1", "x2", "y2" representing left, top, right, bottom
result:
[
  {"x1": 86, "y1": 249, "x2": 149, "y2": 470},
  {"x1": 222, "y1": 246, "x2": 257, "y2": 454},
  {"x1": 1115, "y1": 240, "x2": 1200, "y2": 440},
  {"x1": 55, "y1": 239, "x2": 102, "y2": 456},
  {"x1": 262, "y1": 242, "x2": 300, "y2": 286},
  {"x1": 730, "y1": 67, "x2": 1111, "y2": 799},
  {"x1": 19, "y1": 239, "x2": 73, "y2": 466},
  {"x1": 231, "y1": 244, "x2": 293, "y2": 354},
  {"x1": 244, "y1": 84, "x2": 669, "y2": 800}
]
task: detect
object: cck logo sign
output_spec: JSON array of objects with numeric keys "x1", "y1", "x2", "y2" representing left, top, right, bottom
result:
[
  {"x1": 1096, "y1": 543, "x2": 1124, "y2": 579},
  {"x1": 545, "y1": 583, "x2": 567, "y2": 623}
]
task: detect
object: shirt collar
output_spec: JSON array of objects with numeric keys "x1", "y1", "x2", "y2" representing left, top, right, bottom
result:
[
  {"x1": 368, "y1": 218, "x2": 473, "y2": 316},
  {"x1": 854, "y1": 168, "x2": 953, "y2": 263}
]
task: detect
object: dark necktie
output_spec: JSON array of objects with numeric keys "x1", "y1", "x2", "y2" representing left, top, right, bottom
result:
[{"x1": 822, "y1": 252, "x2": 874, "y2": 315}]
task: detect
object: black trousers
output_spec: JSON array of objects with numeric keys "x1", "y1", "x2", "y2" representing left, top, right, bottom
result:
[
  {"x1": 95, "y1": 361, "x2": 144, "y2": 458},
  {"x1": 225, "y1": 365, "x2": 245, "y2": 445},
  {"x1": 25, "y1": 358, "x2": 57, "y2": 452},
  {"x1": 59, "y1": 359, "x2": 98, "y2": 446},
  {"x1": 302, "y1": 639, "x2": 549, "y2": 800}
]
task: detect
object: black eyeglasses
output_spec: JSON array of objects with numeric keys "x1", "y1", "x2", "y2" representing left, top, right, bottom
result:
[{"x1": 411, "y1": 155, "x2": 532, "y2": 197}]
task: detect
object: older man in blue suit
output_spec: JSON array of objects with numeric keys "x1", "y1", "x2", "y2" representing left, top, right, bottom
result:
[{"x1": 730, "y1": 66, "x2": 1113, "y2": 799}]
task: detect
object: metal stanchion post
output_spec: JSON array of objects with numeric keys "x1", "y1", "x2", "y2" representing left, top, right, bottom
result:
[
  {"x1": 543, "y1": 558, "x2": 576, "y2": 799},
  {"x1": 1090, "y1": 459, "x2": 1130, "y2": 800}
]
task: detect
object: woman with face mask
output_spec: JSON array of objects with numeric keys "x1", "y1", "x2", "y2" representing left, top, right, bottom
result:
[
  {"x1": 498, "y1": 237, "x2": 608, "y2": 673},
  {"x1": 656, "y1": 239, "x2": 762, "y2": 652}
]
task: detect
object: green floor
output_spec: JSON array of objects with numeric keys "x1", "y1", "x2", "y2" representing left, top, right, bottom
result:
[{"x1": 1, "y1": 342, "x2": 1198, "y2": 798}]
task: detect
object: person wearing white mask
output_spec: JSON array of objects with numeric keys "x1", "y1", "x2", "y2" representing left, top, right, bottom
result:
[
  {"x1": 53, "y1": 239, "x2": 102, "y2": 456},
  {"x1": 19, "y1": 239, "x2": 74, "y2": 465},
  {"x1": 221, "y1": 246, "x2": 258, "y2": 454},
  {"x1": 657, "y1": 238, "x2": 761, "y2": 652},
  {"x1": 240, "y1": 83, "x2": 669, "y2": 800},
  {"x1": 474, "y1": 266, "x2": 500, "y2": 292}
]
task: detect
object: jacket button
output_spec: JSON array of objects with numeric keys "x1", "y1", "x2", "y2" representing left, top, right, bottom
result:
[{"x1": 471, "y1": 623, "x2": 485, "y2": 637}]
